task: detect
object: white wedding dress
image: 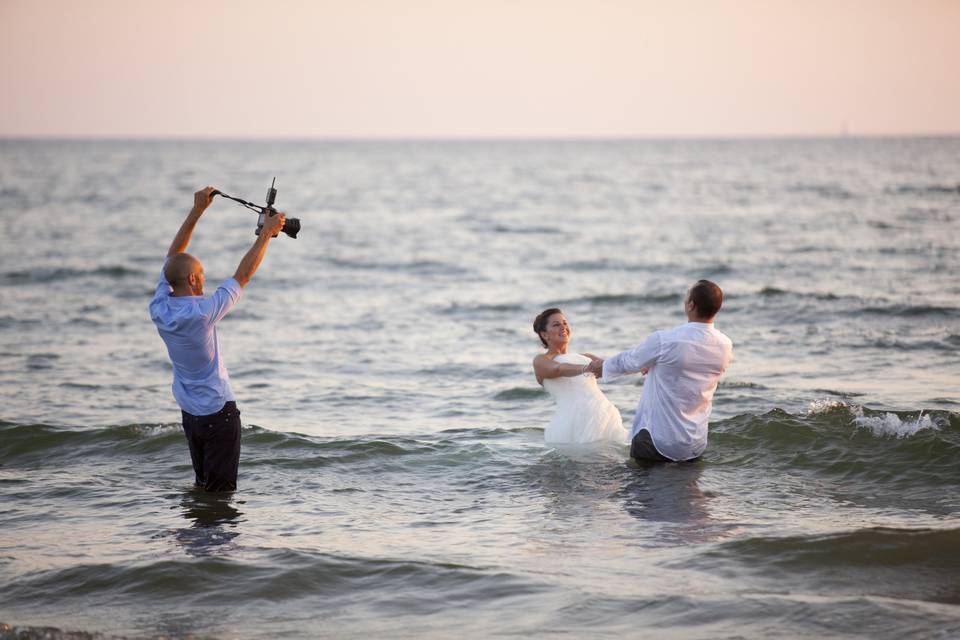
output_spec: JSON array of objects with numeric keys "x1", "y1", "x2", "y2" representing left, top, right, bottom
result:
[{"x1": 542, "y1": 353, "x2": 628, "y2": 444}]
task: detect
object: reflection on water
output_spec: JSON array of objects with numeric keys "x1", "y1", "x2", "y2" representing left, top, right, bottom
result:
[
  {"x1": 527, "y1": 446, "x2": 629, "y2": 507},
  {"x1": 523, "y1": 447, "x2": 724, "y2": 550},
  {"x1": 618, "y1": 461, "x2": 719, "y2": 545},
  {"x1": 173, "y1": 489, "x2": 244, "y2": 557}
]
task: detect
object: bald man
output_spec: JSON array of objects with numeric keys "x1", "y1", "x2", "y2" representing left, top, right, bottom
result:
[{"x1": 149, "y1": 187, "x2": 286, "y2": 492}]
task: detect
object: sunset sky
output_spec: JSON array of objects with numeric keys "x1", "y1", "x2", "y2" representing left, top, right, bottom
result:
[{"x1": 2, "y1": 0, "x2": 958, "y2": 138}]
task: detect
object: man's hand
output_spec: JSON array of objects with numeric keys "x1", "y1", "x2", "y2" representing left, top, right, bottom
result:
[
  {"x1": 261, "y1": 211, "x2": 286, "y2": 238},
  {"x1": 193, "y1": 186, "x2": 217, "y2": 214},
  {"x1": 233, "y1": 210, "x2": 286, "y2": 287},
  {"x1": 585, "y1": 355, "x2": 604, "y2": 378},
  {"x1": 168, "y1": 186, "x2": 218, "y2": 257}
]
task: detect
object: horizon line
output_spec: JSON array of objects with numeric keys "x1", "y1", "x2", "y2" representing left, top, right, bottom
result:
[{"x1": 2, "y1": 131, "x2": 959, "y2": 143}]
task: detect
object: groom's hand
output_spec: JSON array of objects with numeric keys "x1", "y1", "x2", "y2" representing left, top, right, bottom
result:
[{"x1": 585, "y1": 355, "x2": 604, "y2": 377}]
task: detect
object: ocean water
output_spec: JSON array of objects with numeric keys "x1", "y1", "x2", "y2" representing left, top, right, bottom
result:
[{"x1": 0, "y1": 138, "x2": 958, "y2": 639}]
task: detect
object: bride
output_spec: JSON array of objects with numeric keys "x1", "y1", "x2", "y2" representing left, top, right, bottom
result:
[{"x1": 532, "y1": 308, "x2": 627, "y2": 445}]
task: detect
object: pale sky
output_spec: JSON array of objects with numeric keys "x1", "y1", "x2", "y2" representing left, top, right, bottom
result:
[{"x1": 1, "y1": 0, "x2": 958, "y2": 138}]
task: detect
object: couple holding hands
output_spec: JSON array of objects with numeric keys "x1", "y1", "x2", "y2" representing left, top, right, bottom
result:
[{"x1": 532, "y1": 281, "x2": 733, "y2": 463}]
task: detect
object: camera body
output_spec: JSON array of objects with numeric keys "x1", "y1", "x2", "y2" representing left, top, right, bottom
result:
[{"x1": 255, "y1": 178, "x2": 301, "y2": 239}]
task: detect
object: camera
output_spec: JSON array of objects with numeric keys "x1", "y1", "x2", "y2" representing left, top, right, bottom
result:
[
  {"x1": 211, "y1": 179, "x2": 301, "y2": 239},
  {"x1": 256, "y1": 178, "x2": 301, "y2": 239}
]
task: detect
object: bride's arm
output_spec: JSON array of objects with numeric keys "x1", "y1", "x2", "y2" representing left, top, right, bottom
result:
[{"x1": 533, "y1": 354, "x2": 590, "y2": 385}]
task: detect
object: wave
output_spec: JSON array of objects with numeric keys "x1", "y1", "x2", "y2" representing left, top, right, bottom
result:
[
  {"x1": 787, "y1": 183, "x2": 856, "y2": 200},
  {"x1": 753, "y1": 289, "x2": 960, "y2": 320},
  {"x1": 807, "y1": 400, "x2": 937, "y2": 438},
  {"x1": 555, "y1": 259, "x2": 648, "y2": 272},
  {"x1": 709, "y1": 404, "x2": 960, "y2": 491},
  {"x1": 858, "y1": 335, "x2": 960, "y2": 353},
  {"x1": 551, "y1": 292, "x2": 682, "y2": 307},
  {"x1": 718, "y1": 526, "x2": 960, "y2": 569},
  {"x1": 809, "y1": 388, "x2": 864, "y2": 398},
  {"x1": 696, "y1": 526, "x2": 960, "y2": 604},
  {"x1": 494, "y1": 386, "x2": 547, "y2": 401},
  {"x1": 0, "y1": 623, "x2": 114, "y2": 640},
  {"x1": 859, "y1": 303, "x2": 960, "y2": 318},
  {"x1": 718, "y1": 380, "x2": 769, "y2": 390},
  {"x1": 0, "y1": 547, "x2": 547, "y2": 610},
  {"x1": 0, "y1": 265, "x2": 143, "y2": 286},
  {"x1": 0, "y1": 421, "x2": 184, "y2": 463},
  {"x1": 436, "y1": 301, "x2": 526, "y2": 316},
  {"x1": 491, "y1": 224, "x2": 563, "y2": 235},
  {"x1": 698, "y1": 263, "x2": 734, "y2": 277},
  {"x1": 3, "y1": 407, "x2": 957, "y2": 484},
  {"x1": 58, "y1": 382, "x2": 103, "y2": 391},
  {"x1": 25, "y1": 353, "x2": 60, "y2": 370},
  {"x1": 756, "y1": 286, "x2": 841, "y2": 301},
  {"x1": 0, "y1": 421, "x2": 540, "y2": 472},
  {"x1": 324, "y1": 257, "x2": 469, "y2": 276},
  {"x1": 4, "y1": 406, "x2": 957, "y2": 456},
  {"x1": 886, "y1": 183, "x2": 960, "y2": 196},
  {"x1": 0, "y1": 316, "x2": 34, "y2": 329},
  {"x1": 852, "y1": 410, "x2": 936, "y2": 438}
]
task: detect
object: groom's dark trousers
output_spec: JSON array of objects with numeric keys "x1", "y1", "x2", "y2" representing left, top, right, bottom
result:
[{"x1": 630, "y1": 429, "x2": 677, "y2": 463}]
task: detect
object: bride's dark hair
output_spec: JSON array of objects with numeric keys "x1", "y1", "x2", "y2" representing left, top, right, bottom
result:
[{"x1": 533, "y1": 308, "x2": 562, "y2": 348}]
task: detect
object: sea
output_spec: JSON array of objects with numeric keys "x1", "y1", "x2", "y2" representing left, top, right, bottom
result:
[{"x1": 0, "y1": 138, "x2": 958, "y2": 639}]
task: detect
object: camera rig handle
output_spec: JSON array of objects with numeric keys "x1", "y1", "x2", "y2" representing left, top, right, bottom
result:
[{"x1": 210, "y1": 178, "x2": 300, "y2": 239}]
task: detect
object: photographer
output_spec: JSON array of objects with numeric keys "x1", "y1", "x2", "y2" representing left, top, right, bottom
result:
[{"x1": 149, "y1": 186, "x2": 286, "y2": 492}]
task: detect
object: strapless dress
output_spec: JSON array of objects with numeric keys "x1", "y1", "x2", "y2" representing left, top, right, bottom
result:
[{"x1": 542, "y1": 353, "x2": 627, "y2": 444}]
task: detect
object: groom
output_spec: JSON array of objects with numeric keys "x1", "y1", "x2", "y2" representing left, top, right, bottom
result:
[{"x1": 587, "y1": 280, "x2": 733, "y2": 463}]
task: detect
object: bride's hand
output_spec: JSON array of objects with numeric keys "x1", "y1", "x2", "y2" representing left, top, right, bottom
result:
[{"x1": 586, "y1": 358, "x2": 604, "y2": 377}]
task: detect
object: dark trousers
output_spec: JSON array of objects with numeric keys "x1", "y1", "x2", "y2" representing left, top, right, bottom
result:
[
  {"x1": 181, "y1": 401, "x2": 241, "y2": 492},
  {"x1": 630, "y1": 428, "x2": 674, "y2": 463}
]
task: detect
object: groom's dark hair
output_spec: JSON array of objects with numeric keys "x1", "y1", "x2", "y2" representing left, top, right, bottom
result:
[
  {"x1": 533, "y1": 308, "x2": 562, "y2": 348},
  {"x1": 688, "y1": 280, "x2": 723, "y2": 319}
]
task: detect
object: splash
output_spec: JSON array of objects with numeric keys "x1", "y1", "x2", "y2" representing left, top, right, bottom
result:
[
  {"x1": 805, "y1": 399, "x2": 862, "y2": 417},
  {"x1": 805, "y1": 401, "x2": 939, "y2": 439},
  {"x1": 853, "y1": 411, "x2": 937, "y2": 439}
]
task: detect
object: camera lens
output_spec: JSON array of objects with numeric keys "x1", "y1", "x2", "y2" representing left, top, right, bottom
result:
[{"x1": 282, "y1": 218, "x2": 301, "y2": 239}]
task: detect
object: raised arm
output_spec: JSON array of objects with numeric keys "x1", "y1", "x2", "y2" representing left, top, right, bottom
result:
[
  {"x1": 533, "y1": 354, "x2": 592, "y2": 386},
  {"x1": 233, "y1": 211, "x2": 286, "y2": 288},
  {"x1": 167, "y1": 187, "x2": 217, "y2": 257}
]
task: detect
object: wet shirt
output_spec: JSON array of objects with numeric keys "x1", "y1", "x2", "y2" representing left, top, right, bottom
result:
[
  {"x1": 602, "y1": 322, "x2": 733, "y2": 461},
  {"x1": 149, "y1": 261, "x2": 242, "y2": 416}
]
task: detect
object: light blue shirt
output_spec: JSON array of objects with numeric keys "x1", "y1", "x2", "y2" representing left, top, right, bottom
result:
[
  {"x1": 149, "y1": 260, "x2": 242, "y2": 416},
  {"x1": 602, "y1": 322, "x2": 733, "y2": 461}
]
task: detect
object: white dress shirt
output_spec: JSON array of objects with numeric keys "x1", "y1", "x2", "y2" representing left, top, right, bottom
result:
[{"x1": 602, "y1": 322, "x2": 732, "y2": 461}]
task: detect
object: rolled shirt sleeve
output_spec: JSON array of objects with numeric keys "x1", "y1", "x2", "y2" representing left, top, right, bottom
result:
[
  {"x1": 200, "y1": 278, "x2": 243, "y2": 325},
  {"x1": 602, "y1": 332, "x2": 661, "y2": 382}
]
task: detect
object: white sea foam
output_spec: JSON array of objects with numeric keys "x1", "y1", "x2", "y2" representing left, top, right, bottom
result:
[
  {"x1": 806, "y1": 399, "x2": 863, "y2": 417},
  {"x1": 852, "y1": 411, "x2": 937, "y2": 438},
  {"x1": 129, "y1": 423, "x2": 182, "y2": 438}
]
